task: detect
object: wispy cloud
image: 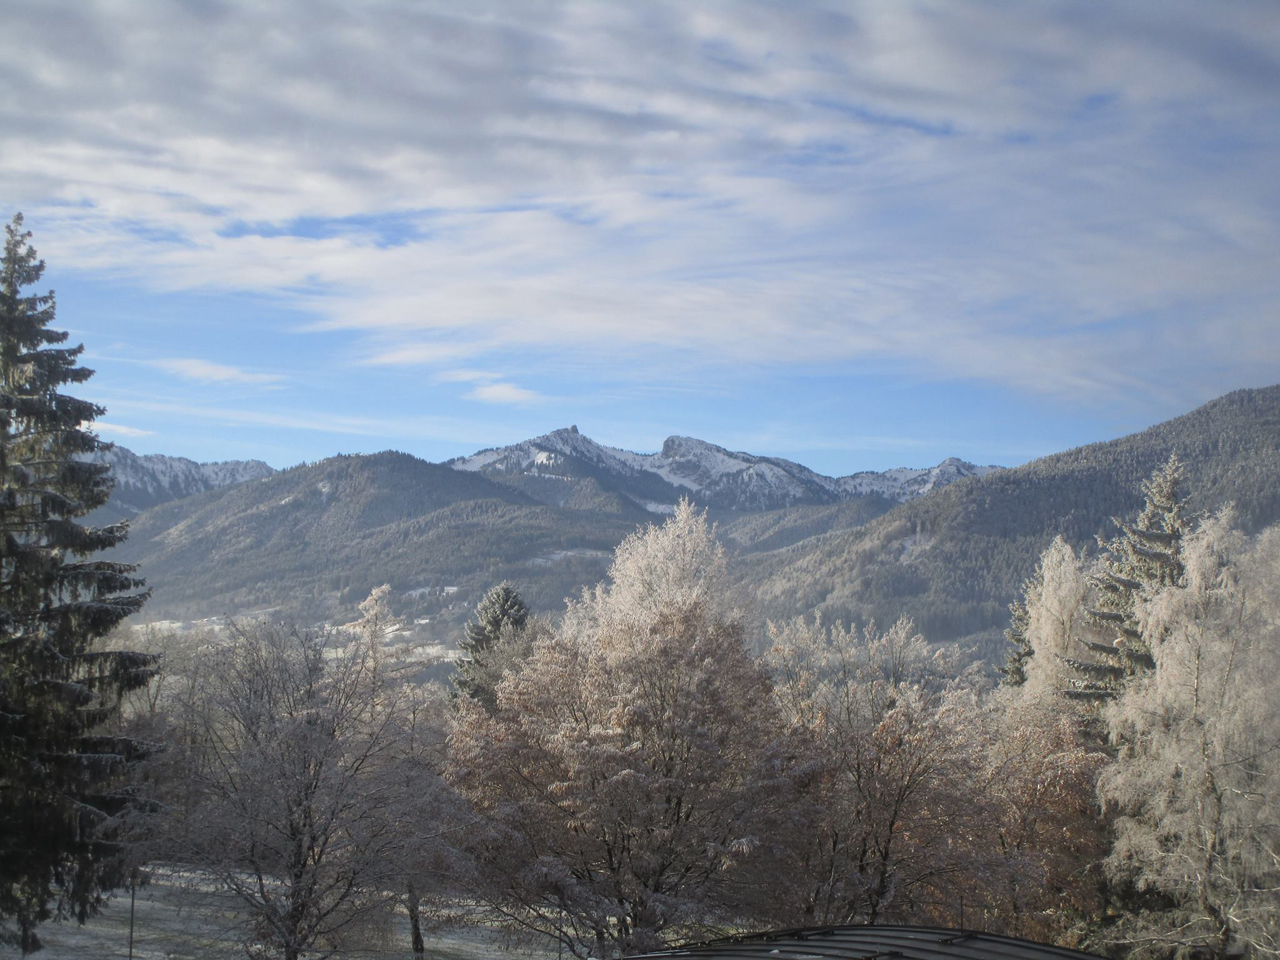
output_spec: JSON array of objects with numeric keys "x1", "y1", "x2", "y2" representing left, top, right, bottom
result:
[
  {"x1": 99, "y1": 392, "x2": 533, "y2": 449},
  {"x1": 435, "y1": 369, "x2": 503, "y2": 383},
  {"x1": 155, "y1": 358, "x2": 284, "y2": 385},
  {"x1": 93, "y1": 421, "x2": 155, "y2": 438},
  {"x1": 466, "y1": 382, "x2": 544, "y2": 406},
  {"x1": 4, "y1": 0, "x2": 1278, "y2": 418},
  {"x1": 361, "y1": 343, "x2": 480, "y2": 367}
]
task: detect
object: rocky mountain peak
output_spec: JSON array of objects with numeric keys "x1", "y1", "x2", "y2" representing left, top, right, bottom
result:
[
  {"x1": 452, "y1": 428, "x2": 1002, "y2": 513},
  {"x1": 83, "y1": 445, "x2": 277, "y2": 522}
]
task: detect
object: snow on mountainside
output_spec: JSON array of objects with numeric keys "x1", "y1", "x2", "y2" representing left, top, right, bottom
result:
[
  {"x1": 451, "y1": 426, "x2": 1001, "y2": 513},
  {"x1": 86, "y1": 445, "x2": 276, "y2": 516},
  {"x1": 835, "y1": 457, "x2": 1002, "y2": 500}
]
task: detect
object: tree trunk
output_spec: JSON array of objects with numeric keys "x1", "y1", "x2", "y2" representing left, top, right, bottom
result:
[{"x1": 407, "y1": 882, "x2": 425, "y2": 957}]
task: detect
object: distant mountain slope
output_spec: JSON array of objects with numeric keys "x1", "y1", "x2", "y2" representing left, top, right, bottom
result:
[
  {"x1": 103, "y1": 387, "x2": 1279, "y2": 644},
  {"x1": 740, "y1": 385, "x2": 1280, "y2": 650},
  {"x1": 452, "y1": 426, "x2": 1000, "y2": 513},
  {"x1": 85, "y1": 446, "x2": 275, "y2": 524},
  {"x1": 110, "y1": 451, "x2": 646, "y2": 623}
]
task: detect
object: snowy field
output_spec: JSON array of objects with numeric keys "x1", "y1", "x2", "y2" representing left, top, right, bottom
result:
[{"x1": 1, "y1": 870, "x2": 557, "y2": 960}]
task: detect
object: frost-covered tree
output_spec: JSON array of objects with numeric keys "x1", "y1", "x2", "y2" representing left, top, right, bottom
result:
[
  {"x1": 1018, "y1": 537, "x2": 1097, "y2": 699},
  {"x1": 1001, "y1": 538, "x2": 1090, "y2": 690},
  {"x1": 1098, "y1": 514, "x2": 1280, "y2": 959},
  {"x1": 0, "y1": 214, "x2": 151, "y2": 952},
  {"x1": 347, "y1": 584, "x2": 463, "y2": 957},
  {"x1": 464, "y1": 581, "x2": 528, "y2": 651},
  {"x1": 1073, "y1": 455, "x2": 1191, "y2": 699},
  {"x1": 454, "y1": 581, "x2": 529, "y2": 713},
  {"x1": 154, "y1": 620, "x2": 425, "y2": 960},
  {"x1": 592, "y1": 497, "x2": 727, "y2": 625},
  {"x1": 765, "y1": 615, "x2": 985, "y2": 927},
  {"x1": 353, "y1": 583, "x2": 401, "y2": 647},
  {"x1": 450, "y1": 511, "x2": 792, "y2": 958},
  {"x1": 980, "y1": 688, "x2": 1107, "y2": 942}
]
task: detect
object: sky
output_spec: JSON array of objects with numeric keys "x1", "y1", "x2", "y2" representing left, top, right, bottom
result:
[{"x1": 2, "y1": 1, "x2": 1278, "y2": 476}]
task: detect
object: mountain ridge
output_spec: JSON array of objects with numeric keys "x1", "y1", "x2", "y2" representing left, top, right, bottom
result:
[
  {"x1": 85, "y1": 446, "x2": 276, "y2": 524},
  {"x1": 738, "y1": 384, "x2": 1280, "y2": 649},
  {"x1": 451, "y1": 426, "x2": 1000, "y2": 513}
]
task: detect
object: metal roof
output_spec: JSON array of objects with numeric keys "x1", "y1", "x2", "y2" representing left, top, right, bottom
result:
[{"x1": 627, "y1": 925, "x2": 1105, "y2": 960}]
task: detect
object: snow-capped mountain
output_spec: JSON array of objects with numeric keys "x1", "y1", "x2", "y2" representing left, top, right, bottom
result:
[
  {"x1": 834, "y1": 457, "x2": 1002, "y2": 500},
  {"x1": 86, "y1": 445, "x2": 276, "y2": 518},
  {"x1": 451, "y1": 426, "x2": 1001, "y2": 513}
]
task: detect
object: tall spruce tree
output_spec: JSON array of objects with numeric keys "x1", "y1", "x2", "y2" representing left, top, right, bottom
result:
[
  {"x1": 1064, "y1": 454, "x2": 1191, "y2": 700},
  {"x1": 0, "y1": 214, "x2": 151, "y2": 952},
  {"x1": 998, "y1": 563, "x2": 1040, "y2": 687},
  {"x1": 453, "y1": 581, "x2": 528, "y2": 713}
]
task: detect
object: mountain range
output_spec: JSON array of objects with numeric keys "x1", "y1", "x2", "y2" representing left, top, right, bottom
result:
[
  {"x1": 96, "y1": 385, "x2": 1280, "y2": 658},
  {"x1": 450, "y1": 426, "x2": 999, "y2": 513},
  {"x1": 86, "y1": 445, "x2": 275, "y2": 524},
  {"x1": 735, "y1": 386, "x2": 1280, "y2": 653},
  {"x1": 94, "y1": 434, "x2": 991, "y2": 627}
]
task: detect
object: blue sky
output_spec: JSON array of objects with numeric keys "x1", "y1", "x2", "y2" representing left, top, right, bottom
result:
[{"x1": 3, "y1": 1, "x2": 1278, "y2": 475}]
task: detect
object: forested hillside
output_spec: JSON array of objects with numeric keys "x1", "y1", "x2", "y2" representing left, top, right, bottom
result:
[
  {"x1": 740, "y1": 386, "x2": 1280, "y2": 648},
  {"x1": 112, "y1": 451, "x2": 647, "y2": 622}
]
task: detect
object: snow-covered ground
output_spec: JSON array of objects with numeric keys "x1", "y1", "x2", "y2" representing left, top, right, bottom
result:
[{"x1": 5, "y1": 869, "x2": 557, "y2": 960}]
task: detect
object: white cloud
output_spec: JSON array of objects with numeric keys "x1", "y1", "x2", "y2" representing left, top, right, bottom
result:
[
  {"x1": 3, "y1": 1, "x2": 1278, "y2": 410},
  {"x1": 155, "y1": 358, "x2": 284, "y2": 385},
  {"x1": 435, "y1": 369, "x2": 502, "y2": 383},
  {"x1": 466, "y1": 382, "x2": 544, "y2": 406},
  {"x1": 92, "y1": 421, "x2": 154, "y2": 438},
  {"x1": 363, "y1": 345, "x2": 483, "y2": 368}
]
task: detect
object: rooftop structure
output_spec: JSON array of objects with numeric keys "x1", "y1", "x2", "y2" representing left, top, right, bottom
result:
[{"x1": 628, "y1": 925, "x2": 1104, "y2": 960}]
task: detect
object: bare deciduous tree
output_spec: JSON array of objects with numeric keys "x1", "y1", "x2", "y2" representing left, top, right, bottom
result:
[{"x1": 152, "y1": 618, "x2": 425, "y2": 960}]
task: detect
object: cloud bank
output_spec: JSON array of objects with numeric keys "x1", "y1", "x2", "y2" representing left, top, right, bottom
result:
[{"x1": 3, "y1": 0, "x2": 1278, "y2": 414}]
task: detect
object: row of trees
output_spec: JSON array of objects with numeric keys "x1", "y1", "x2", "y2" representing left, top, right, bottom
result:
[
  {"x1": 115, "y1": 503, "x2": 1109, "y2": 959},
  {"x1": 1005, "y1": 457, "x2": 1280, "y2": 958},
  {"x1": 445, "y1": 504, "x2": 1114, "y2": 955}
]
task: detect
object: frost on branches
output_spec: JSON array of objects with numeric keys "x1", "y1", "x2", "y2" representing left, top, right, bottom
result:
[
  {"x1": 766, "y1": 613, "x2": 1105, "y2": 940},
  {"x1": 1099, "y1": 514, "x2": 1280, "y2": 959},
  {"x1": 765, "y1": 615, "x2": 982, "y2": 926},
  {"x1": 151, "y1": 618, "x2": 460, "y2": 960},
  {"x1": 448, "y1": 504, "x2": 796, "y2": 959}
]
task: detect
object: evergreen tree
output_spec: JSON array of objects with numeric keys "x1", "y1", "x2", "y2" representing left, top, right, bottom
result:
[
  {"x1": 453, "y1": 581, "x2": 528, "y2": 712},
  {"x1": 1065, "y1": 454, "x2": 1191, "y2": 700},
  {"x1": 0, "y1": 214, "x2": 151, "y2": 952},
  {"x1": 999, "y1": 564, "x2": 1040, "y2": 686}
]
